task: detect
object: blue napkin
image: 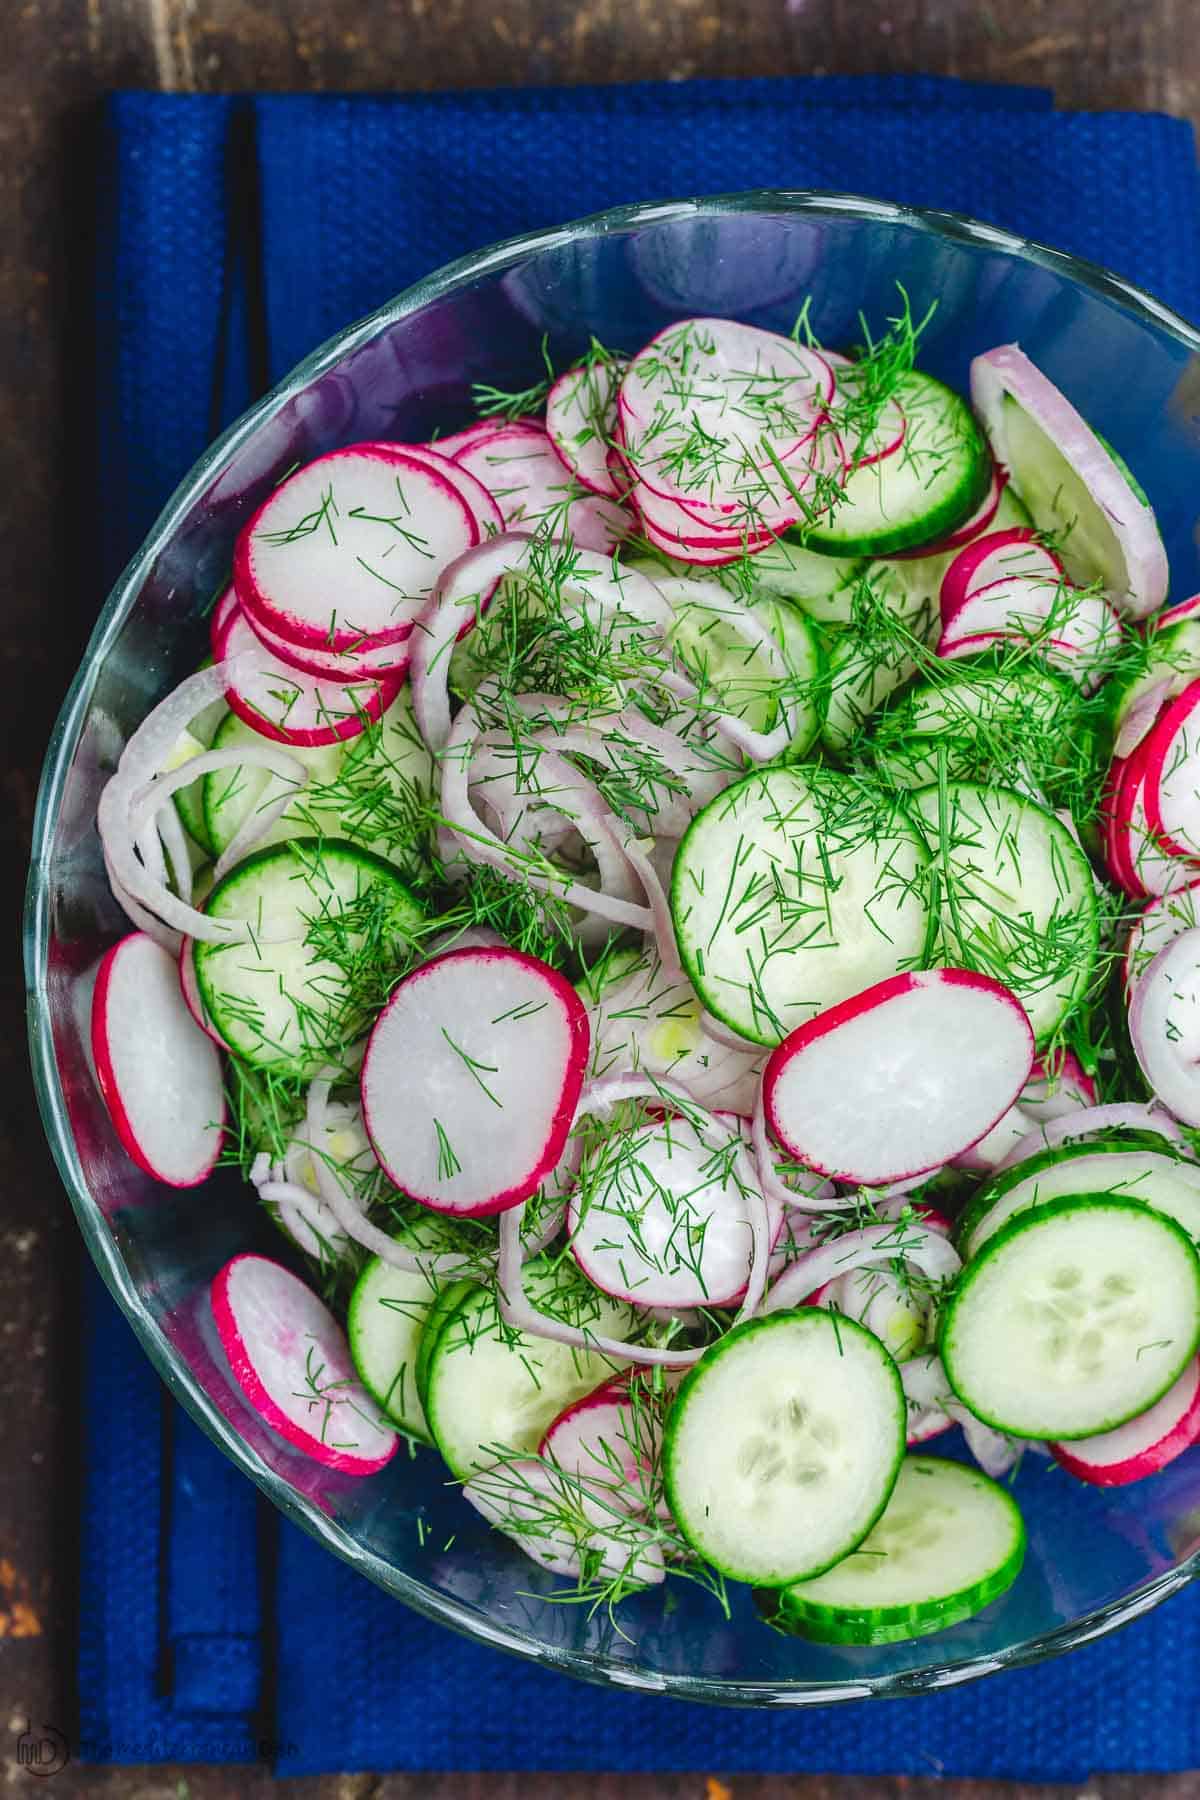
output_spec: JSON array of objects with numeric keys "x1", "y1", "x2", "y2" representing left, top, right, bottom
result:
[{"x1": 83, "y1": 78, "x2": 1200, "y2": 1776}]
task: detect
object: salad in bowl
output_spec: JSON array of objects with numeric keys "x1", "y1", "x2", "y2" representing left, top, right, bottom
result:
[{"x1": 60, "y1": 250, "x2": 1200, "y2": 1662}]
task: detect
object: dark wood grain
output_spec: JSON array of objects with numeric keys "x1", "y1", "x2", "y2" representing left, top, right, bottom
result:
[{"x1": 4, "y1": 0, "x2": 1200, "y2": 1793}]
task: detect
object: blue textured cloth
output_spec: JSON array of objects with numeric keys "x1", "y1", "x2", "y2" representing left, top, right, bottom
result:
[{"x1": 84, "y1": 79, "x2": 1200, "y2": 1775}]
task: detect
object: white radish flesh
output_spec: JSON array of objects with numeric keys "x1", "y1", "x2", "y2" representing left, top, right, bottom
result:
[
  {"x1": 454, "y1": 421, "x2": 629, "y2": 552},
  {"x1": 540, "y1": 1380, "x2": 657, "y2": 1515},
  {"x1": 762, "y1": 968, "x2": 1034, "y2": 1185},
  {"x1": 91, "y1": 932, "x2": 225, "y2": 1187},
  {"x1": 545, "y1": 358, "x2": 627, "y2": 499},
  {"x1": 209, "y1": 1253, "x2": 397, "y2": 1473},
  {"x1": 361, "y1": 946, "x2": 590, "y2": 1215},
  {"x1": 567, "y1": 1111, "x2": 771, "y2": 1307},
  {"x1": 214, "y1": 603, "x2": 399, "y2": 747},
  {"x1": 235, "y1": 444, "x2": 482, "y2": 651}
]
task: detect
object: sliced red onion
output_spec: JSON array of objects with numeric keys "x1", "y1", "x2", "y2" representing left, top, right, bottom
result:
[
  {"x1": 411, "y1": 533, "x2": 534, "y2": 753},
  {"x1": 617, "y1": 832, "x2": 681, "y2": 978},
  {"x1": 971, "y1": 344, "x2": 1168, "y2": 620},
  {"x1": 586, "y1": 954, "x2": 764, "y2": 1111},
  {"x1": 763, "y1": 1220, "x2": 961, "y2": 1316},
  {"x1": 97, "y1": 663, "x2": 308, "y2": 945},
  {"x1": 900, "y1": 1352, "x2": 1027, "y2": 1478},
  {"x1": 103, "y1": 847, "x2": 182, "y2": 954},
  {"x1": 652, "y1": 574, "x2": 809, "y2": 763},
  {"x1": 155, "y1": 803, "x2": 193, "y2": 906},
  {"x1": 439, "y1": 703, "x2": 653, "y2": 932},
  {"x1": 994, "y1": 1100, "x2": 1182, "y2": 1172}
]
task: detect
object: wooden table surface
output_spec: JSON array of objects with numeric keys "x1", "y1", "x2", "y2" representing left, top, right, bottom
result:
[{"x1": 5, "y1": 1, "x2": 1200, "y2": 1793}]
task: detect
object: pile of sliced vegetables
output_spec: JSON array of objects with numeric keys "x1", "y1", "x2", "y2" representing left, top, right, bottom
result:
[{"x1": 85, "y1": 294, "x2": 1200, "y2": 1649}]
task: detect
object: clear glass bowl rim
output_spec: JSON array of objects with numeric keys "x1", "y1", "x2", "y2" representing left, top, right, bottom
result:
[{"x1": 25, "y1": 187, "x2": 1200, "y2": 1708}]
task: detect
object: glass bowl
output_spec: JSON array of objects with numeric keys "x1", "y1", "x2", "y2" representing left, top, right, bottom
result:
[{"x1": 26, "y1": 192, "x2": 1200, "y2": 1706}]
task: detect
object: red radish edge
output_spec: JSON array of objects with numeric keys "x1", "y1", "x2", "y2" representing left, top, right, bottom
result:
[
  {"x1": 213, "y1": 597, "x2": 400, "y2": 748},
  {"x1": 939, "y1": 526, "x2": 1046, "y2": 630},
  {"x1": 1051, "y1": 1358, "x2": 1200, "y2": 1486},
  {"x1": 891, "y1": 465, "x2": 1005, "y2": 561},
  {"x1": 210, "y1": 1254, "x2": 397, "y2": 1474},
  {"x1": 761, "y1": 967, "x2": 1034, "y2": 1185},
  {"x1": 91, "y1": 933, "x2": 225, "y2": 1188},
  {"x1": 1141, "y1": 678, "x2": 1200, "y2": 863},
  {"x1": 361, "y1": 946, "x2": 591, "y2": 1216},
  {"x1": 234, "y1": 443, "x2": 481, "y2": 652}
]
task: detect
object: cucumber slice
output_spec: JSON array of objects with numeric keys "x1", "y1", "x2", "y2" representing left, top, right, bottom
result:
[
  {"x1": 941, "y1": 1195, "x2": 1200, "y2": 1439},
  {"x1": 764, "y1": 1455, "x2": 1025, "y2": 1644},
  {"x1": 663, "y1": 1310, "x2": 905, "y2": 1585},
  {"x1": 909, "y1": 780, "x2": 1098, "y2": 1046},
  {"x1": 958, "y1": 1139, "x2": 1200, "y2": 1259},
  {"x1": 414, "y1": 1277, "x2": 477, "y2": 1414},
  {"x1": 203, "y1": 689, "x2": 433, "y2": 882},
  {"x1": 797, "y1": 371, "x2": 990, "y2": 557},
  {"x1": 870, "y1": 666, "x2": 1081, "y2": 799},
  {"x1": 744, "y1": 539, "x2": 865, "y2": 626},
  {"x1": 1001, "y1": 391, "x2": 1163, "y2": 604},
  {"x1": 348, "y1": 1214, "x2": 483, "y2": 1440},
  {"x1": 665, "y1": 584, "x2": 823, "y2": 758},
  {"x1": 671, "y1": 765, "x2": 930, "y2": 1047},
  {"x1": 194, "y1": 837, "x2": 424, "y2": 1076},
  {"x1": 423, "y1": 1256, "x2": 634, "y2": 1478}
]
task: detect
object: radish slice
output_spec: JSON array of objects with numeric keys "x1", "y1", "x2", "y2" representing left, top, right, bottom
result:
[
  {"x1": 1113, "y1": 675, "x2": 1174, "y2": 761},
  {"x1": 238, "y1": 593, "x2": 412, "y2": 681},
  {"x1": 618, "y1": 318, "x2": 832, "y2": 523},
  {"x1": 1129, "y1": 927, "x2": 1200, "y2": 1125},
  {"x1": 566, "y1": 1110, "x2": 771, "y2": 1307},
  {"x1": 1051, "y1": 1358, "x2": 1200, "y2": 1486},
  {"x1": 209, "y1": 1253, "x2": 397, "y2": 1473},
  {"x1": 361, "y1": 946, "x2": 590, "y2": 1215},
  {"x1": 234, "y1": 443, "x2": 482, "y2": 652},
  {"x1": 970, "y1": 344, "x2": 1167, "y2": 619},
  {"x1": 540, "y1": 1379, "x2": 657, "y2": 1515},
  {"x1": 762, "y1": 968, "x2": 1034, "y2": 1186},
  {"x1": 379, "y1": 441, "x2": 506, "y2": 542},
  {"x1": 938, "y1": 528, "x2": 1119, "y2": 682},
  {"x1": 545, "y1": 357, "x2": 627, "y2": 499},
  {"x1": 461, "y1": 1457, "x2": 665, "y2": 1586},
  {"x1": 213, "y1": 600, "x2": 400, "y2": 747},
  {"x1": 1143, "y1": 679, "x2": 1200, "y2": 861},
  {"x1": 1108, "y1": 732, "x2": 1193, "y2": 900},
  {"x1": 91, "y1": 932, "x2": 225, "y2": 1187},
  {"x1": 432, "y1": 418, "x2": 514, "y2": 460},
  {"x1": 1126, "y1": 881, "x2": 1200, "y2": 997},
  {"x1": 455, "y1": 421, "x2": 629, "y2": 552}
]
